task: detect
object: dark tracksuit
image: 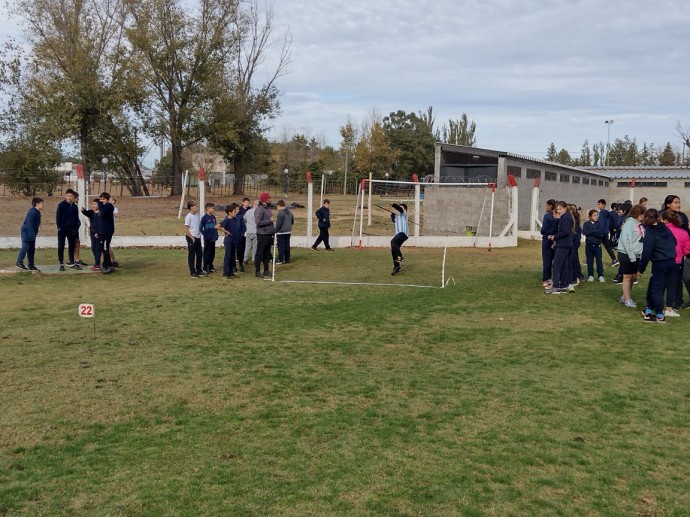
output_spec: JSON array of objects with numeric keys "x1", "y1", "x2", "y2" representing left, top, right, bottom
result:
[
  {"x1": 275, "y1": 208, "x2": 294, "y2": 263},
  {"x1": 638, "y1": 222, "x2": 677, "y2": 316},
  {"x1": 570, "y1": 220, "x2": 583, "y2": 283},
  {"x1": 56, "y1": 200, "x2": 80, "y2": 265},
  {"x1": 540, "y1": 211, "x2": 557, "y2": 282},
  {"x1": 390, "y1": 204, "x2": 408, "y2": 268},
  {"x1": 220, "y1": 216, "x2": 243, "y2": 276},
  {"x1": 598, "y1": 209, "x2": 617, "y2": 262},
  {"x1": 81, "y1": 208, "x2": 103, "y2": 266},
  {"x1": 582, "y1": 219, "x2": 605, "y2": 278},
  {"x1": 97, "y1": 201, "x2": 115, "y2": 269},
  {"x1": 254, "y1": 203, "x2": 275, "y2": 274},
  {"x1": 237, "y1": 205, "x2": 249, "y2": 267},
  {"x1": 552, "y1": 211, "x2": 574, "y2": 289},
  {"x1": 17, "y1": 207, "x2": 41, "y2": 268},
  {"x1": 200, "y1": 213, "x2": 218, "y2": 272},
  {"x1": 312, "y1": 205, "x2": 331, "y2": 250}
]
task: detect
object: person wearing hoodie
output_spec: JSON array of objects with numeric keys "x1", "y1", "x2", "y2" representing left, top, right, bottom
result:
[
  {"x1": 661, "y1": 210, "x2": 690, "y2": 317},
  {"x1": 616, "y1": 204, "x2": 645, "y2": 307},
  {"x1": 637, "y1": 209, "x2": 677, "y2": 323},
  {"x1": 274, "y1": 200, "x2": 294, "y2": 264},
  {"x1": 582, "y1": 209, "x2": 605, "y2": 282},
  {"x1": 661, "y1": 195, "x2": 690, "y2": 308},
  {"x1": 540, "y1": 199, "x2": 557, "y2": 288},
  {"x1": 545, "y1": 201, "x2": 573, "y2": 294},
  {"x1": 16, "y1": 197, "x2": 44, "y2": 271},
  {"x1": 254, "y1": 192, "x2": 275, "y2": 278}
]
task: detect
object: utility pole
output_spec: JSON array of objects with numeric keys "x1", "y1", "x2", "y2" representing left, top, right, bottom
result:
[{"x1": 605, "y1": 120, "x2": 614, "y2": 166}]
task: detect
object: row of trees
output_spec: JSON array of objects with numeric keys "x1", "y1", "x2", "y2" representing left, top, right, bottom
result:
[{"x1": 0, "y1": 0, "x2": 290, "y2": 196}]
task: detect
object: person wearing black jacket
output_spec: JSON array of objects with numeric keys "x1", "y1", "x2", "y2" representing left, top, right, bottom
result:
[
  {"x1": 81, "y1": 199, "x2": 103, "y2": 271},
  {"x1": 546, "y1": 201, "x2": 573, "y2": 294},
  {"x1": 56, "y1": 188, "x2": 81, "y2": 271},
  {"x1": 638, "y1": 209, "x2": 677, "y2": 323},
  {"x1": 311, "y1": 199, "x2": 333, "y2": 251},
  {"x1": 97, "y1": 192, "x2": 115, "y2": 273},
  {"x1": 582, "y1": 209, "x2": 605, "y2": 281},
  {"x1": 540, "y1": 199, "x2": 557, "y2": 287},
  {"x1": 16, "y1": 197, "x2": 43, "y2": 271}
]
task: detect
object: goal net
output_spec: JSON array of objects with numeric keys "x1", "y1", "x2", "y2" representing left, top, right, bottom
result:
[{"x1": 351, "y1": 179, "x2": 517, "y2": 248}]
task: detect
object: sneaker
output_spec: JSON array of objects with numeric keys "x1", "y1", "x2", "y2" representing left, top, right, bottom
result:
[
  {"x1": 90, "y1": 265, "x2": 101, "y2": 271},
  {"x1": 655, "y1": 315, "x2": 667, "y2": 324},
  {"x1": 28, "y1": 266, "x2": 40, "y2": 272},
  {"x1": 15, "y1": 263, "x2": 27, "y2": 270},
  {"x1": 112, "y1": 261, "x2": 119, "y2": 268},
  {"x1": 545, "y1": 288, "x2": 561, "y2": 295},
  {"x1": 664, "y1": 308, "x2": 680, "y2": 318},
  {"x1": 325, "y1": 248, "x2": 334, "y2": 252},
  {"x1": 222, "y1": 275, "x2": 230, "y2": 280},
  {"x1": 208, "y1": 268, "x2": 217, "y2": 273},
  {"x1": 391, "y1": 267, "x2": 401, "y2": 276},
  {"x1": 59, "y1": 264, "x2": 65, "y2": 272},
  {"x1": 683, "y1": 301, "x2": 690, "y2": 309},
  {"x1": 587, "y1": 276, "x2": 594, "y2": 282},
  {"x1": 67, "y1": 262, "x2": 82, "y2": 270},
  {"x1": 612, "y1": 277, "x2": 622, "y2": 284},
  {"x1": 598, "y1": 276, "x2": 605, "y2": 283},
  {"x1": 642, "y1": 309, "x2": 655, "y2": 322},
  {"x1": 311, "y1": 247, "x2": 318, "y2": 251},
  {"x1": 541, "y1": 280, "x2": 551, "y2": 287},
  {"x1": 190, "y1": 273, "x2": 200, "y2": 278},
  {"x1": 256, "y1": 271, "x2": 263, "y2": 278},
  {"x1": 228, "y1": 274, "x2": 238, "y2": 279},
  {"x1": 632, "y1": 279, "x2": 638, "y2": 285},
  {"x1": 101, "y1": 267, "x2": 114, "y2": 275},
  {"x1": 276, "y1": 260, "x2": 284, "y2": 265},
  {"x1": 611, "y1": 260, "x2": 620, "y2": 267},
  {"x1": 624, "y1": 299, "x2": 637, "y2": 308},
  {"x1": 76, "y1": 260, "x2": 88, "y2": 266},
  {"x1": 197, "y1": 271, "x2": 207, "y2": 276},
  {"x1": 398, "y1": 257, "x2": 405, "y2": 262},
  {"x1": 567, "y1": 284, "x2": 575, "y2": 292}
]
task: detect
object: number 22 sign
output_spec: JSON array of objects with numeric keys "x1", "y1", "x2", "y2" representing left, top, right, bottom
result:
[{"x1": 78, "y1": 304, "x2": 95, "y2": 318}]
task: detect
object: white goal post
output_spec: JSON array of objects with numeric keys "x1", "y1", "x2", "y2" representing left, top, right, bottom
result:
[{"x1": 351, "y1": 177, "x2": 518, "y2": 248}]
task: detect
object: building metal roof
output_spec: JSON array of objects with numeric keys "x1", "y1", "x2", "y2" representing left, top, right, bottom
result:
[{"x1": 586, "y1": 167, "x2": 690, "y2": 179}]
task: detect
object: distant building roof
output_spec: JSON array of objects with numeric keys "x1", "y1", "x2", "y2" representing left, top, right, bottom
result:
[{"x1": 585, "y1": 166, "x2": 690, "y2": 179}]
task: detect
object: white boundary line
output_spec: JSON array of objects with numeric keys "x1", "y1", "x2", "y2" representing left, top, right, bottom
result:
[{"x1": 279, "y1": 280, "x2": 439, "y2": 289}]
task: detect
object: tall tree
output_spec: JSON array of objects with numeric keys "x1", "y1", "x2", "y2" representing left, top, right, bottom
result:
[
  {"x1": 658, "y1": 142, "x2": 676, "y2": 166},
  {"x1": 545, "y1": 143, "x2": 558, "y2": 162},
  {"x1": 577, "y1": 140, "x2": 591, "y2": 167},
  {"x1": 440, "y1": 113, "x2": 477, "y2": 146},
  {"x1": 124, "y1": 0, "x2": 240, "y2": 195},
  {"x1": 207, "y1": 1, "x2": 291, "y2": 194},
  {"x1": 383, "y1": 107, "x2": 436, "y2": 177},
  {"x1": 354, "y1": 119, "x2": 399, "y2": 178}
]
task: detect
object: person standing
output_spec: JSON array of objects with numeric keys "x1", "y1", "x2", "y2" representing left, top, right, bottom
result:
[
  {"x1": 254, "y1": 192, "x2": 275, "y2": 278},
  {"x1": 243, "y1": 200, "x2": 259, "y2": 268},
  {"x1": 582, "y1": 209, "x2": 605, "y2": 282},
  {"x1": 16, "y1": 197, "x2": 44, "y2": 272},
  {"x1": 546, "y1": 201, "x2": 574, "y2": 294},
  {"x1": 311, "y1": 199, "x2": 333, "y2": 251},
  {"x1": 540, "y1": 199, "x2": 557, "y2": 288},
  {"x1": 661, "y1": 195, "x2": 690, "y2": 308},
  {"x1": 389, "y1": 203, "x2": 408, "y2": 275},
  {"x1": 617, "y1": 204, "x2": 645, "y2": 307},
  {"x1": 597, "y1": 199, "x2": 618, "y2": 267},
  {"x1": 661, "y1": 210, "x2": 690, "y2": 317},
  {"x1": 218, "y1": 203, "x2": 242, "y2": 279},
  {"x1": 56, "y1": 188, "x2": 82, "y2": 271},
  {"x1": 237, "y1": 197, "x2": 251, "y2": 272},
  {"x1": 97, "y1": 192, "x2": 116, "y2": 274},
  {"x1": 81, "y1": 199, "x2": 103, "y2": 271},
  {"x1": 200, "y1": 202, "x2": 218, "y2": 273},
  {"x1": 275, "y1": 200, "x2": 294, "y2": 264},
  {"x1": 184, "y1": 200, "x2": 203, "y2": 278}
]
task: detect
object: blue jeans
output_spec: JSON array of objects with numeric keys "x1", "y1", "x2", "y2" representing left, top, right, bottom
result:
[
  {"x1": 17, "y1": 239, "x2": 36, "y2": 267},
  {"x1": 585, "y1": 243, "x2": 603, "y2": 278},
  {"x1": 90, "y1": 235, "x2": 103, "y2": 266},
  {"x1": 277, "y1": 233, "x2": 291, "y2": 263}
]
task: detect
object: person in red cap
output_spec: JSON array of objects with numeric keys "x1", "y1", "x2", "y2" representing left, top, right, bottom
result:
[{"x1": 254, "y1": 192, "x2": 275, "y2": 278}]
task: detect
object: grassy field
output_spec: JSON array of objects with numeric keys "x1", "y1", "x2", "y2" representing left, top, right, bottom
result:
[{"x1": 1, "y1": 241, "x2": 688, "y2": 516}]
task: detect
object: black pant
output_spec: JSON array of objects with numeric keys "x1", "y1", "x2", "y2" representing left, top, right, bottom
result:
[
  {"x1": 602, "y1": 235, "x2": 617, "y2": 262},
  {"x1": 100, "y1": 233, "x2": 113, "y2": 268},
  {"x1": 277, "y1": 233, "x2": 291, "y2": 263},
  {"x1": 541, "y1": 239, "x2": 554, "y2": 282},
  {"x1": 186, "y1": 236, "x2": 202, "y2": 274},
  {"x1": 646, "y1": 258, "x2": 675, "y2": 314},
  {"x1": 255, "y1": 234, "x2": 274, "y2": 273},
  {"x1": 203, "y1": 238, "x2": 216, "y2": 271},
  {"x1": 391, "y1": 232, "x2": 408, "y2": 267},
  {"x1": 238, "y1": 236, "x2": 246, "y2": 265},
  {"x1": 57, "y1": 227, "x2": 78, "y2": 264},
  {"x1": 312, "y1": 227, "x2": 330, "y2": 249}
]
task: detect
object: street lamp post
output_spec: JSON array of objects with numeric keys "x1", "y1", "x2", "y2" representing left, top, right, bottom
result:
[
  {"x1": 604, "y1": 120, "x2": 614, "y2": 166},
  {"x1": 283, "y1": 168, "x2": 289, "y2": 196},
  {"x1": 102, "y1": 157, "x2": 109, "y2": 191}
]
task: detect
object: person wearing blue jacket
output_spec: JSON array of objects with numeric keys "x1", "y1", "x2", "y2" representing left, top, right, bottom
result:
[
  {"x1": 582, "y1": 209, "x2": 605, "y2": 281},
  {"x1": 546, "y1": 201, "x2": 574, "y2": 294},
  {"x1": 16, "y1": 197, "x2": 44, "y2": 271},
  {"x1": 200, "y1": 203, "x2": 218, "y2": 273},
  {"x1": 569, "y1": 204, "x2": 583, "y2": 285},
  {"x1": 638, "y1": 209, "x2": 677, "y2": 323},
  {"x1": 597, "y1": 199, "x2": 618, "y2": 266},
  {"x1": 219, "y1": 203, "x2": 243, "y2": 279},
  {"x1": 56, "y1": 188, "x2": 81, "y2": 271},
  {"x1": 81, "y1": 199, "x2": 103, "y2": 271},
  {"x1": 97, "y1": 192, "x2": 116, "y2": 274},
  {"x1": 540, "y1": 199, "x2": 557, "y2": 287}
]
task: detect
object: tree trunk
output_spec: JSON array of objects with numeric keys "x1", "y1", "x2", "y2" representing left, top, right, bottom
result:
[{"x1": 232, "y1": 154, "x2": 245, "y2": 195}]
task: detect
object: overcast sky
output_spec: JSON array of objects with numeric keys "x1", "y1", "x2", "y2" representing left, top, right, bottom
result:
[
  {"x1": 2, "y1": 0, "x2": 689, "y2": 162},
  {"x1": 266, "y1": 0, "x2": 690, "y2": 158}
]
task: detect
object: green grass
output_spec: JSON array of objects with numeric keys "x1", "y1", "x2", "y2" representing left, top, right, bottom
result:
[{"x1": 1, "y1": 242, "x2": 689, "y2": 516}]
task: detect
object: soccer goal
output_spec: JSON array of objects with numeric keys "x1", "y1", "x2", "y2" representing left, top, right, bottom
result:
[{"x1": 351, "y1": 177, "x2": 518, "y2": 249}]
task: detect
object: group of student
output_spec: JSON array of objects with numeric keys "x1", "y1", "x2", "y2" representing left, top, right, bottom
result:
[
  {"x1": 16, "y1": 189, "x2": 118, "y2": 273},
  {"x1": 183, "y1": 192, "x2": 299, "y2": 279},
  {"x1": 541, "y1": 195, "x2": 690, "y2": 323}
]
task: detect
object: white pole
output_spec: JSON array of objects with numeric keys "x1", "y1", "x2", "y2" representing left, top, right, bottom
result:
[
  {"x1": 358, "y1": 182, "x2": 365, "y2": 249},
  {"x1": 350, "y1": 182, "x2": 360, "y2": 247},
  {"x1": 414, "y1": 183, "x2": 421, "y2": 237},
  {"x1": 199, "y1": 174, "x2": 206, "y2": 216},
  {"x1": 488, "y1": 183, "x2": 496, "y2": 251},
  {"x1": 629, "y1": 179, "x2": 635, "y2": 205},
  {"x1": 441, "y1": 246, "x2": 447, "y2": 288},
  {"x1": 320, "y1": 174, "x2": 325, "y2": 206},
  {"x1": 77, "y1": 176, "x2": 87, "y2": 243},
  {"x1": 367, "y1": 172, "x2": 372, "y2": 226},
  {"x1": 270, "y1": 235, "x2": 277, "y2": 282},
  {"x1": 177, "y1": 169, "x2": 189, "y2": 219},
  {"x1": 307, "y1": 179, "x2": 314, "y2": 243},
  {"x1": 530, "y1": 179, "x2": 540, "y2": 239}
]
